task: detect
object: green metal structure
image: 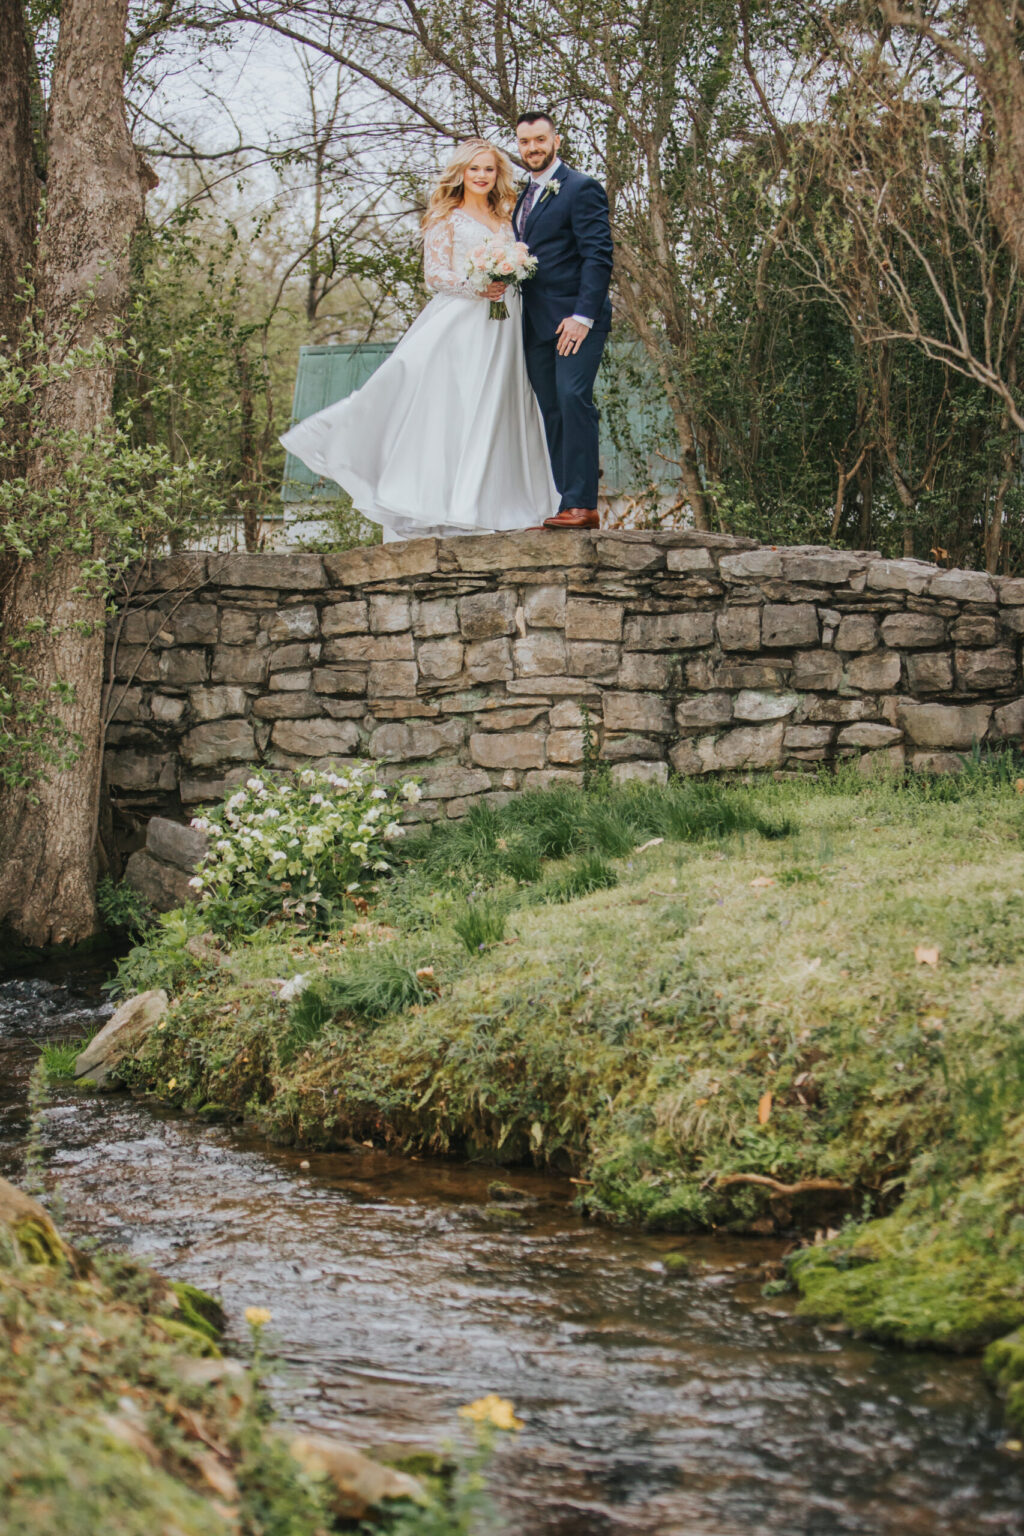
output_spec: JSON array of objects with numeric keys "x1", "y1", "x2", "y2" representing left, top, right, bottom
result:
[{"x1": 280, "y1": 340, "x2": 675, "y2": 503}]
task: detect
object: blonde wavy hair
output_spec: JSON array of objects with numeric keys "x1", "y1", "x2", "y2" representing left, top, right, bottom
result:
[{"x1": 422, "y1": 139, "x2": 518, "y2": 229}]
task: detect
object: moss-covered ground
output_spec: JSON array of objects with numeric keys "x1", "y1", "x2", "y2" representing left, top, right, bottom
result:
[
  {"x1": 105, "y1": 768, "x2": 1024, "y2": 1424},
  {"x1": 0, "y1": 1176, "x2": 498, "y2": 1533},
  {"x1": 0, "y1": 1183, "x2": 327, "y2": 1535}
]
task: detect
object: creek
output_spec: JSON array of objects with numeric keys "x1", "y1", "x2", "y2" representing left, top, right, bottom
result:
[{"x1": 2, "y1": 963, "x2": 1023, "y2": 1536}]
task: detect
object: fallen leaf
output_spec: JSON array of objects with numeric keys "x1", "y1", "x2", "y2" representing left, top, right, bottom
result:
[
  {"x1": 1015, "y1": 779, "x2": 1024, "y2": 795},
  {"x1": 914, "y1": 944, "x2": 940, "y2": 967},
  {"x1": 635, "y1": 837, "x2": 665, "y2": 853},
  {"x1": 757, "y1": 1091, "x2": 773, "y2": 1125},
  {"x1": 191, "y1": 1449, "x2": 238, "y2": 1502},
  {"x1": 749, "y1": 876, "x2": 776, "y2": 889}
]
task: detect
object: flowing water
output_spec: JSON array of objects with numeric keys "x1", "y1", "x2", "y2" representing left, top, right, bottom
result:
[{"x1": 2, "y1": 964, "x2": 1023, "y2": 1536}]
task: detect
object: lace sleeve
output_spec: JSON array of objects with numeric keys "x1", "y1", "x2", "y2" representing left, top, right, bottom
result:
[{"x1": 423, "y1": 217, "x2": 478, "y2": 297}]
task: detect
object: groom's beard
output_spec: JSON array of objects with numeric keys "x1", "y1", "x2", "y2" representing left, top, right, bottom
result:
[{"x1": 525, "y1": 147, "x2": 557, "y2": 173}]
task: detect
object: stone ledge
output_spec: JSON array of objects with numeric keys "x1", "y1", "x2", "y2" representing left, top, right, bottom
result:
[{"x1": 110, "y1": 533, "x2": 1024, "y2": 828}]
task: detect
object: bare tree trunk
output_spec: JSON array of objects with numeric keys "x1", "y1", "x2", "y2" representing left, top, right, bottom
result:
[
  {"x1": 236, "y1": 343, "x2": 262, "y2": 551},
  {"x1": 0, "y1": 0, "x2": 149, "y2": 946},
  {"x1": 856, "y1": 452, "x2": 874, "y2": 549},
  {"x1": 0, "y1": 0, "x2": 36, "y2": 355},
  {"x1": 987, "y1": 413, "x2": 1019, "y2": 573}
]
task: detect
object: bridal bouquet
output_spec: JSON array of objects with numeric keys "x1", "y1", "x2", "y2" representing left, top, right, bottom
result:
[{"x1": 466, "y1": 238, "x2": 538, "y2": 320}]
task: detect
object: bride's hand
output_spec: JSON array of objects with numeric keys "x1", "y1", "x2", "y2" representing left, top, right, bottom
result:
[{"x1": 482, "y1": 281, "x2": 506, "y2": 300}]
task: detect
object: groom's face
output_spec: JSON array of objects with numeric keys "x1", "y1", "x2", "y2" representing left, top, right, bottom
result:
[{"x1": 516, "y1": 119, "x2": 560, "y2": 174}]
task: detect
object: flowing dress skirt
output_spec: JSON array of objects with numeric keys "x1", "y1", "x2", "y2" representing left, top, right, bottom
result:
[{"x1": 279, "y1": 289, "x2": 559, "y2": 540}]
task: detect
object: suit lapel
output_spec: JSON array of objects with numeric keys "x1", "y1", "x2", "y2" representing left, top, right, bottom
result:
[
  {"x1": 513, "y1": 181, "x2": 531, "y2": 239},
  {"x1": 525, "y1": 165, "x2": 571, "y2": 235}
]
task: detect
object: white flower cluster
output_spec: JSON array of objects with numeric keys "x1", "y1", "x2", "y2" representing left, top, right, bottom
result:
[{"x1": 188, "y1": 764, "x2": 422, "y2": 923}]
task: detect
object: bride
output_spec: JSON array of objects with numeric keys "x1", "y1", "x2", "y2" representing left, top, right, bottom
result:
[{"x1": 279, "y1": 139, "x2": 559, "y2": 541}]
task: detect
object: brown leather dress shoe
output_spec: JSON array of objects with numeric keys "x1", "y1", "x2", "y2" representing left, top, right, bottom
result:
[{"x1": 542, "y1": 507, "x2": 600, "y2": 529}]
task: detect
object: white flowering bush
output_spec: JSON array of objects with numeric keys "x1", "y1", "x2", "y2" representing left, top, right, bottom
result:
[{"x1": 188, "y1": 764, "x2": 422, "y2": 933}]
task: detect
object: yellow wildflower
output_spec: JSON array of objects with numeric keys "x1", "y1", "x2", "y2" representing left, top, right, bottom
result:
[
  {"x1": 244, "y1": 1306, "x2": 273, "y2": 1328},
  {"x1": 167, "y1": 1078, "x2": 177, "y2": 1090},
  {"x1": 457, "y1": 1394, "x2": 523, "y2": 1431}
]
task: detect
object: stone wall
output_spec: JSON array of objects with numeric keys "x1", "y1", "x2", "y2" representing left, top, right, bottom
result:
[{"x1": 105, "y1": 529, "x2": 1024, "y2": 826}]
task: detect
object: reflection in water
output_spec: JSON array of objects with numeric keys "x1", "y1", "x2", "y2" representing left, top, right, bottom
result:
[{"x1": 2, "y1": 970, "x2": 1023, "y2": 1536}]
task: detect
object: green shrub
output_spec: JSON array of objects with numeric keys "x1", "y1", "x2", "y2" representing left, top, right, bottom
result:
[
  {"x1": 96, "y1": 876, "x2": 156, "y2": 942},
  {"x1": 110, "y1": 904, "x2": 208, "y2": 998},
  {"x1": 188, "y1": 764, "x2": 422, "y2": 934}
]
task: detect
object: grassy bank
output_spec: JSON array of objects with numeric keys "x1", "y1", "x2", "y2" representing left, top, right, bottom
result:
[
  {"x1": 0, "y1": 1176, "x2": 499, "y2": 1532},
  {"x1": 102, "y1": 770, "x2": 1024, "y2": 1421}
]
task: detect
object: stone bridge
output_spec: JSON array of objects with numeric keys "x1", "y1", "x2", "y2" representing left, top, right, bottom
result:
[{"x1": 106, "y1": 529, "x2": 1024, "y2": 843}]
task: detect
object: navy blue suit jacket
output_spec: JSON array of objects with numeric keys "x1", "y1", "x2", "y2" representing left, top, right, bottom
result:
[{"x1": 514, "y1": 164, "x2": 613, "y2": 343}]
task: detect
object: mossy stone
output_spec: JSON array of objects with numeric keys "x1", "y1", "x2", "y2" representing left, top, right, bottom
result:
[
  {"x1": 663, "y1": 1252, "x2": 694, "y2": 1275},
  {"x1": 169, "y1": 1279, "x2": 226, "y2": 1341},
  {"x1": 152, "y1": 1314, "x2": 222, "y2": 1356}
]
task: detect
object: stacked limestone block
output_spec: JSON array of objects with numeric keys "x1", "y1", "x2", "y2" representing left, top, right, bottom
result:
[{"x1": 104, "y1": 531, "x2": 1024, "y2": 824}]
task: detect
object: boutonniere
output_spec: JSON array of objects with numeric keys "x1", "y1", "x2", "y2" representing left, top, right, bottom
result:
[{"x1": 538, "y1": 178, "x2": 561, "y2": 205}]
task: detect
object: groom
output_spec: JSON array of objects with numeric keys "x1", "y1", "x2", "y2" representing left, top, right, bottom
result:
[{"x1": 514, "y1": 112, "x2": 614, "y2": 530}]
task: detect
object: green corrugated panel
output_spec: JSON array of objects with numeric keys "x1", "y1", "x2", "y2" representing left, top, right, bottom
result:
[
  {"x1": 280, "y1": 338, "x2": 676, "y2": 502},
  {"x1": 597, "y1": 340, "x2": 677, "y2": 496}
]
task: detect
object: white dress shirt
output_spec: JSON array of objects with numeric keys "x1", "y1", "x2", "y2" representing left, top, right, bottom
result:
[{"x1": 522, "y1": 158, "x2": 593, "y2": 329}]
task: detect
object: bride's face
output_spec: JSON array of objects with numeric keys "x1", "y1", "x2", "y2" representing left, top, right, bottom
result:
[{"x1": 464, "y1": 152, "x2": 498, "y2": 197}]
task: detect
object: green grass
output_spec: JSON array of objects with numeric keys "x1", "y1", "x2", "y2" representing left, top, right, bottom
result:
[
  {"x1": 38, "y1": 1033, "x2": 95, "y2": 1080},
  {"x1": 541, "y1": 851, "x2": 619, "y2": 904},
  {"x1": 122, "y1": 765, "x2": 1024, "y2": 1378}
]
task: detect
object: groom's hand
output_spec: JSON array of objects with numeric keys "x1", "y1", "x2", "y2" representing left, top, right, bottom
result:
[{"x1": 556, "y1": 317, "x2": 588, "y2": 356}]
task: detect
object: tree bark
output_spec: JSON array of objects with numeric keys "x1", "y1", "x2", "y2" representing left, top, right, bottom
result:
[
  {"x1": 0, "y1": 0, "x2": 149, "y2": 946},
  {"x1": 0, "y1": 0, "x2": 36, "y2": 355}
]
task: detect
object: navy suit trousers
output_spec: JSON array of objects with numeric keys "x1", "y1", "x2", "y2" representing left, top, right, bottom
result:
[{"x1": 524, "y1": 324, "x2": 607, "y2": 512}]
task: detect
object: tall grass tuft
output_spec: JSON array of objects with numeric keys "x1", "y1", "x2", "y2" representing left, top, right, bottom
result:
[
  {"x1": 452, "y1": 897, "x2": 508, "y2": 953},
  {"x1": 39, "y1": 1035, "x2": 94, "y2": 1081},
  {"x1": 543, "y1": 852, "x2": 619, "y2": 904},
  {"x1": 282, "y1": 952, "x2": 439, "y2": 1061},
  {"x1": 400, "y1": 779, "x2": 789, "y2": 898}
]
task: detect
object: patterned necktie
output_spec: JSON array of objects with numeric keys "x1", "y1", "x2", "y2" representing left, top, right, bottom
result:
[{"x1": 518, "y1": 180, "x2": 540, "y2": 237}]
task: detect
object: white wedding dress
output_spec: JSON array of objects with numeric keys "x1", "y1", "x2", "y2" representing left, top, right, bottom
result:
[{"x1": 279, "y1": 210, "x2": 559, "y2": 540}]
